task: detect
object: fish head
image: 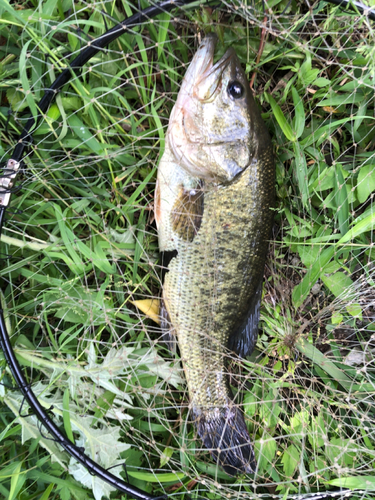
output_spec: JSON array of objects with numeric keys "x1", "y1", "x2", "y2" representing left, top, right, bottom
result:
[{"x1": 168, "y1": 34, "x2": 265, "y2": 182}]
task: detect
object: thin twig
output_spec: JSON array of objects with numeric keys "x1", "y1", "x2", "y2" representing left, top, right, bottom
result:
[{"x1": 250, "y1": 13, "x2": 268, "y2": 91}]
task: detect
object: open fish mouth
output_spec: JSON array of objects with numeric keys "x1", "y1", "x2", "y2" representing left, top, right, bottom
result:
[
  {"x1": 175, "y1": 33, "x2": 235, "y2": 106},
  {"x1": 192, "y1": 34, "x2": 235, "y2": 102}
]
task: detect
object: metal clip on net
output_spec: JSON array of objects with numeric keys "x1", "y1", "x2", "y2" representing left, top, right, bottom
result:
[{"x1": 0, "y1": 159, "x2": 20, "y2": 207}]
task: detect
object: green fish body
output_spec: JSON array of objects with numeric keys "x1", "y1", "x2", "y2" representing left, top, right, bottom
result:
[{"x1": 155, "y1": 34, "x2": 274, "y2": 475}]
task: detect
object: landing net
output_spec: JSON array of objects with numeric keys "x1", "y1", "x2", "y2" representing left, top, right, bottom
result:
[{"x1": 0, "y1": 1, "x2": 374, "y2": 499}]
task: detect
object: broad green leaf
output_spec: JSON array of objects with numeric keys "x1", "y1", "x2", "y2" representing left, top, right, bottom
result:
[
  {"x1": 9, "y1": 462, "x2": 26, "y2": 500},
  {"x1": 84, "y1": 345, "x2": 183, "y2": 391},
  {"x1": 284, "y1": 208, "x2": 313, "y2": 238},
  {"x1": 323, "y1": 260, "x2": 343, "y2": 275},
  {"x1": 299, "y1": 53, "x2": 320, "y2": 86},
  {"x1": 69, "y1": 460, "x2": 122, "y2": 500},
  {"x1": 293, "y1": 210, "x2": 375, "y2": 307},
  {"x1": 310, "y1": 456, "x2": 328, "y2": 477},
  {"x1": 340, "y1": 210, "x2": 375, "y2": 243},
  {"x1": 93, "y1": 390, "x2": 116, "y2": 421},
  {"x1": 334, "y1": 164, "x2": 349, "y2": 236},
  {"x1": 321, "y1": 271, "x2": 362, "y2": 319},
  {"x1": 317, "y1": 93, "x2": 364, "y2": 106},
  {"x1": 291, "y1": 86, "x2": 305, "y2": 139},
  {"x1": 255, "y1": 433, "x2": 277, "y2": 473},
  {"x1": 33, "y1": 103, "x2": 62, "y2": 136},
  {"x1": 297, "y1": 244, "x2": 320, "y2": 267},
  {"x1": 292, "y1": 246, "x2": 334, "y2": 308},
  {"x1": 294, "y1": 142, "x2": 308, "y2": 207},
  {"x1": 6, "y1": 88, "x2": 29, "y2": 112},
  {"x1": 326, "y1": 438, "x2": 356, "y2": 467},
  {"x1": 63, "y1": 389, "x2": 75, "y2": 443},
  {"x1": 327, "y1": 476, "x2": 375, "y2": 490},
  {"x1": 296, "y1": 338, "x2": 353, "y2": 391},
  {"x1": 321, "y1": 271, "x2": 353, "y2": 298},
  {"x1": 314, "y1": 77, "x2": 331, "y2": 87},
  {"x1": 38, "y1": 483, "x2": 55, "y2": 500},
  {"x1": 69, "y1": 424, "x2": 132, "y2": 500},
  {"x1": 68, "y1": 114, "x2": 108, "y2": 155},
  {"x1": 4, "y1": 393, "x2": 67, "y2": 468},
  {"x1": 160, "y1": 447, "x2": 174, "y2": 467},
  {"x1": 346, "y1": 302, "x2": 362, "y2": 319},
  {"x1": 281, "y1": 445, "x2": 300, "y2": 477},
  {"x1": 312, "y1": 164, "x2": 349, "y2": 192},
  {"x1": 267, "y1": 93, "x2": 294, "y2": 141},
  {"x1": 290, "y1": 410, "x2": 309, "y2": 434},
  {"x1": 331, "y1": 311, "x2": 343, "y2": 325},
  {"x1": 311, "y1": 165, "x2": 335, "y2": 191},
  {"x1": 244, "y1": 384, "x2": 261, "y2": 417},
  {"x1": 260, "y1": 389, "x2": 281, "y2": 428},
  {"x1": 127, "y1": 471, "x2": 186, "y2": 483},
  {"x1": 308, "y1": 414, "x2": 326, "y2": 448},
  {"x1": 357, "y1": 164, "x2": 375, "y2": 203}
]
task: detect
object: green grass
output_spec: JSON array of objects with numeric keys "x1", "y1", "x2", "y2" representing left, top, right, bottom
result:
[{"x1": 0, "y1": 0, "x2": 375, "y2": 499}]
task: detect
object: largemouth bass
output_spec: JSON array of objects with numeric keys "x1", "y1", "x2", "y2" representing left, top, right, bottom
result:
[{"x1": 155, "y1": 34, "x2": 274, "y2": 475}]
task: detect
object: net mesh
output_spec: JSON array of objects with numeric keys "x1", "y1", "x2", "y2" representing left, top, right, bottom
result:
[{"x1": 0, "y1": 0, "x2": 374, "y2": 499}]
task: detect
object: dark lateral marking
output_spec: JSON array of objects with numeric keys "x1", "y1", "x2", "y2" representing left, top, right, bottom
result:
[{"x1": 170, "y1": 184, "x2": 204, "y2": 242}]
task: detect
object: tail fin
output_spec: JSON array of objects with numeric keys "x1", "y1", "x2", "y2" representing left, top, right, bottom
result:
[{"x1": 193, "y1": 404, "x2": 256, "y2": 476}]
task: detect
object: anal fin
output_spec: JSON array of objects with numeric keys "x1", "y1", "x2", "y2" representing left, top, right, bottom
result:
[
  {"x1": 228, "y1": 280, "x2": 263, "y2": 358},
  {"x1": 160, "y1": 297, "x2": 177, "y2": 355}
]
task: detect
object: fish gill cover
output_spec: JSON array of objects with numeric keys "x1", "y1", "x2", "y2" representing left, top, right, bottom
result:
[{"x1": 0, "y1": 1, "x2": 374, "y2": 500}]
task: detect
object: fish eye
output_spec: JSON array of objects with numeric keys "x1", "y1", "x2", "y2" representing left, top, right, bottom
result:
[{"x1": 228, "y1": 81, "x2": 245, "y2": 99}]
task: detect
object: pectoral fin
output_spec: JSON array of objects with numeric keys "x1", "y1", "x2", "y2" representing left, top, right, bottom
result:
[
  {"x1": 171, "y1": 185, "x2": 204, "y2": 242},
  {"x1": 228, "y1": 280, "x2": 262, "y2": 358}
]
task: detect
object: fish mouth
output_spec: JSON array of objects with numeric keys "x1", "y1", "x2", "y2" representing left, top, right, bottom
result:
[
  {"x1": 192, "y1": 34, "x2": 235, "y2": 102},
  {"x1": 167, "y1": 34, "x2": 245, "y2": 180}
]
